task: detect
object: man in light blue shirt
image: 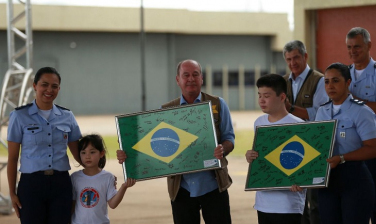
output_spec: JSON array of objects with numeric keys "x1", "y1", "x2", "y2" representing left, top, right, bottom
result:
[
  {"x1": 283, "y1": 40, "x2": 329, "y2": 121},
  {"x1": 282, "y1": 40, "x2": 329, "y2": 224},
  {"x1": 162, "y1": 59, "x2": 235, "y2": 224},
  {"x1": 346, "y1": 26, "x2": 376, "y2": 223},
  {"x1": 117, "y1": 59, "x2": 235, "y2": 224}
]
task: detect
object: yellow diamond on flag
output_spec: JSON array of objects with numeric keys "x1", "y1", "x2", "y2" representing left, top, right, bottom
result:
[
  {"x1": 132, "y1": 122, "x2": 198, "y2": 163},
  {"x1": 264, "y1": 135, "x2": 320, "y2": 176}
]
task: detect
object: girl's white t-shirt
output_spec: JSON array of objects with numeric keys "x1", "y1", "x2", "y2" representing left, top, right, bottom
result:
[{"x1": 71, "y1": 169, "x2": 117, "y2": 224}]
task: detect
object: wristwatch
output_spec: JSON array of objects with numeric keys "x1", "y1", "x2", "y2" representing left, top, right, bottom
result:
[
  {"x1": 339, "y1": 154, "x2": 346, "y2": 164},
  {"x1": 289, "y1": 105, "x2": 295, "y2": 113}
]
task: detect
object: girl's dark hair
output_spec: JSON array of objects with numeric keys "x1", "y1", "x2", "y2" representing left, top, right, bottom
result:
[
  {"x1": 34, "y1": 67, "x2": 61, "y2": 84},
  {"x1": 325, "y1": 62, "x2": 352, "y2": 82},
  {"x1": 78, "y1": 134, "x2": 107, "y2": 169}
]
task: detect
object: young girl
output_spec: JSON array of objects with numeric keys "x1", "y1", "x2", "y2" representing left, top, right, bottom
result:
[{"x1": 71, "y1": 134, "x2": 136, "y2": 224}]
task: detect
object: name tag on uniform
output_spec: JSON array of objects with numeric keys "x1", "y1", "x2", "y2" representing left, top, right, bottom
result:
[
  {"x1": 340, "y1": 132, "x2": 345, "y2": 138},
  {"x1": 304, "y1": 94, "x2": 310, "y2": 98}
]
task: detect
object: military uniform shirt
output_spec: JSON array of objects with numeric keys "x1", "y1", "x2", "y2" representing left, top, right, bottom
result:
[
  {"x1": 349, "y1": 58, "x2": 376, "y2": 101},
  {"x1": 7, "y1": 100, "x2": 82, "y2": 173},
  {"x1": 315, "y1": 95, "x2": 376, "y2": 156}
]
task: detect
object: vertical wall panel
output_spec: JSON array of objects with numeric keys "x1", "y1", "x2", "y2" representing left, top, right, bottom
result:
[{"x1": 316, "y1": 6, "x2": 376, "y2": 72}]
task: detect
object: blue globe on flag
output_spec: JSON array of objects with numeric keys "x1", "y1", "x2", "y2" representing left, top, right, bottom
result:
[
  {"x1": 150, "y1": 128, "x2": 180, "y2": 157},
  {"x1": 280, "y1": 141, "x2": 305, "y2": 169}
]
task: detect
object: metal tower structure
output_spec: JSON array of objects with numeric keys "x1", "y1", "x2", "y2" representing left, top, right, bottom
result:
[{"x1": 0, "y1": 0, "x2": 34, "y2": 215}]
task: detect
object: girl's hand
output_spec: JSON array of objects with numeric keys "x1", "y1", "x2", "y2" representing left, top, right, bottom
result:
[
  {"x1": 117, "y1": 150, "x2": 127, "y2": 164},
  {"x1": 290, "y1": 185, "x2": 303, "y2": 192},
  {"x1": 245, "y1": 150, "x2": 258, "y2": 163},
  {"x1": 327, "y1": 156, "x2": 341, "y2": 169},
  {"x1": 124, "y1": 178, "x2": 136, "y2": 188}
]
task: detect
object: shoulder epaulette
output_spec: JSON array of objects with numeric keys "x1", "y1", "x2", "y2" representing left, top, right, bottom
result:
[
  {"x1": 350, "y1": 99, "x2": 365, "y2": 106},
  {"x1": 15, "y1": 103, "x2": 32, "y2": 110},
  {"x1": 320, "y1": 100, "x2": 332, "y2": 107},
  {"x1": 55, "y1": 104, "x2": 70, "y2": 111},
  {"x1": 348, "y1": 64, "x2": 353, "y2": 69}
]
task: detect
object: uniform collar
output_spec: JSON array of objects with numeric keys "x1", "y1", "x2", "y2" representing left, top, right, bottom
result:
[
  {"x1": 338, "y1": 94, "x2": 353, "y2": 111},
  {"x1": 289, "y1": 64, "x2": 310, "y2": 81},
  {"x1": 180, "y1": 92, "x2": 202, "y2": 105},
  {"x1": 28, "y1": 99, "x2": 62, "y2": 117},
  {"x1": 323, "y1": 94, "x2": 353, "y2": 112},
  {"x1": 350, "y1": 58, "x2": 376, "y2": 82}
]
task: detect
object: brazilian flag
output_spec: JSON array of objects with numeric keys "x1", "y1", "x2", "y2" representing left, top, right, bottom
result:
[
  {"x1": 116, "y1": 102, "x2": 220, "y2": 180},
  {"x1": 245, "y1": 120, "x2": 336, "y2": 190},
  {"x1": 132, "y1": 122, "x2": 198, "y2": 163},
  {"x1": 264, "y1": 135, "x2": 321, "y2": 176}
]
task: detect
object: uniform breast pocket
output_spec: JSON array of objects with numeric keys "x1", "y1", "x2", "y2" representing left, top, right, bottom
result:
[
  {"x1": 337, "y1": 120, "x2": 354, "y2": 141},
  {"x1": 23, "y1": 126, "x2": 43, "y2": 145},
  {"x1": 53, "y1": 125, "x2": 71, "y2": 145},
  {"x1": 360, "y1": 84, "x2": 376, "y2": 100}
]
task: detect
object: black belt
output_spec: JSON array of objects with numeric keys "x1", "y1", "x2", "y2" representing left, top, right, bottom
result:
[{"x1": 29, "y1": 170, "x2": 67, "y2": 176}]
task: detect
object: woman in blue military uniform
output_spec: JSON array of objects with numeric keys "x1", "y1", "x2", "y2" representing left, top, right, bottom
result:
[
  {"x1": 315, "y1": 62, "x2": 376, "y2": 224},
  {"x1": 7, "y1": 67, "x2": 82, "y2": 224}
]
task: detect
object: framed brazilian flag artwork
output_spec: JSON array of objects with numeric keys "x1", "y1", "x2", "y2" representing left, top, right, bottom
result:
[
  {"x1": 245, "y1": 120, "x2": 337, "y2": 191},
  {"x1": 115, "y1": 101, "x2": 220, "y2": 181}
]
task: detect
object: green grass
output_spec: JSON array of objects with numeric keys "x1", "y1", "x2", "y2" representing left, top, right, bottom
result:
[
  {"x1": 232, "y1": 130, "x2": 254, "y2": 157},
  {"x1": 0, "y1": 144, "x2": 7, "y2": 156},
  {"x1": 0, "y1": 130, "x2": 255, "y2": 159}
]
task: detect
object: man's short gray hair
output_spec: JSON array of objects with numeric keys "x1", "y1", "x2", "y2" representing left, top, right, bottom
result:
[
  {"x1": 346, "y1": 27, "x2": 371, "y2": 44},
  {"x1": 283, "y1": 40, "x2": 307, "y2": 59}
]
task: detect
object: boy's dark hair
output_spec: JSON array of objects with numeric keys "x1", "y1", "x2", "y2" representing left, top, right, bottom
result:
[
  {"x1": 325, "y1": 62, "x2": 352, "y2": 82},
  {"x1": 78, "y1": 134, "x2": 107, "y2": 169},
  {"x1": 34, "y1": 67, "x2": 61, "y2": 84},
  {"x1": 256, "y1": 74, "x2": 287, "y2": 96}
]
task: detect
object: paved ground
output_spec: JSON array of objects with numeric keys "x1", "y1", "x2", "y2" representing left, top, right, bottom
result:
[{"x1": 0, "y1": 110, "x2": 264, "y2": 224}]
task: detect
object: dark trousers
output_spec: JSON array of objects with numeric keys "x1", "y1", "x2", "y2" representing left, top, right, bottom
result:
[
  {"x1": 171, "y1": 187, "x2": 231, "y2": 224},
  {"x1": 301, "y1": 188, "x2": 321, "y2": 224},
  {"x1": 318, "y1": 161, "x2": 374, "y2": 224},
  {"x1": 18, "y1": 171, "x2": 72, "y2": 224},
  {"x1": 257, "y1": 211, "x2": 301, "y2": 224},
  {"x1": 366, "y1": 158, "x2": 376, "y2": 224}
]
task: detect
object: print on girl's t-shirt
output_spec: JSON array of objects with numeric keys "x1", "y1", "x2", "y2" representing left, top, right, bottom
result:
[{"x1": 80, "y1": 187, "x2": 100, "y2": 208}]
